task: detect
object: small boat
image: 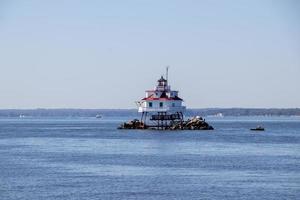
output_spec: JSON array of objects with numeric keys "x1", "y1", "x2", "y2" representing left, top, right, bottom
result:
[
  {"x1": 95, "y1": 114, "x2": 102, "y2": 119},
  {"x1": 250, "y1": 126, "x2": 265, "y2": 131}
]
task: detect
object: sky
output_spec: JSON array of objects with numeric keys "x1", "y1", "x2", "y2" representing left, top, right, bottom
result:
[{"x1": 0, "y1": 0, "x2": 299, "y2": 109}]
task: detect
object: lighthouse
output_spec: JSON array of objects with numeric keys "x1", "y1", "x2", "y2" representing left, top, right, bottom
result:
[
  {"x1": 137, "y1": 68, "x2": 186, "y2": 129},
  {"x1": 119, "y1": 68, "x2": 213, "y2": 130}
]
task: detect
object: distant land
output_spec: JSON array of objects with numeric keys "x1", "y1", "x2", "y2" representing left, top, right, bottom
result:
[{"x1": 0, "y1": 108, "x2": 299, "y2": 118}]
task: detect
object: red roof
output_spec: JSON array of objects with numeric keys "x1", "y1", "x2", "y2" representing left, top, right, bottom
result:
[{"x1": 142, "y1": 96, "x2": 183, "y2": 101}]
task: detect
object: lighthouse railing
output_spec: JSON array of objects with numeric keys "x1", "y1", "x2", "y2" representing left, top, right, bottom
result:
[{"x1": 138, "y1": 106, "x2": 186, "y2": 113}]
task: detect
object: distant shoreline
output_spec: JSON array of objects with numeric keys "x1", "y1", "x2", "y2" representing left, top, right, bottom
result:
[{"x1": 0, "y1": 108, "x2": 299, "y2": 117}]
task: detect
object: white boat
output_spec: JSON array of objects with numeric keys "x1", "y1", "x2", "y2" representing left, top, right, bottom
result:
[{"x1": 95, "y1": 114, "x2": 102, "y2": 118}]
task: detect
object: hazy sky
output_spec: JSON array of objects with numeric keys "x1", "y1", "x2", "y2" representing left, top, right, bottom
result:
[{"x1": 0, "y1": 0, "x2": 299, "y2": 109}]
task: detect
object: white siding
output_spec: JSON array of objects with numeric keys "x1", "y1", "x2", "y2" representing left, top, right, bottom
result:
[{"x1": 138, "y1": 100, "x2": 185, "y2": 113}]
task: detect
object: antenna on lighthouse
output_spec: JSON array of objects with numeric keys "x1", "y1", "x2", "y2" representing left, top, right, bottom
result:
[{"x1": 166, "y1": 66, "x2": 169, "y2": 83}]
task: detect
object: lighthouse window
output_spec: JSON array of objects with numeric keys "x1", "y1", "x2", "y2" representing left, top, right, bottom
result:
[
  {"x1": 159, "y1": 102, "x2": 163, "y2": 107},
  {"x1": 148, "y1": 102, "x2": 153, "y2": 107}
]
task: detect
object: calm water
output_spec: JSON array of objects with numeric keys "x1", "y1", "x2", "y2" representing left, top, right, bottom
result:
[{"x1": 0, "y1": 117, "x2": 299, "y2": 200}]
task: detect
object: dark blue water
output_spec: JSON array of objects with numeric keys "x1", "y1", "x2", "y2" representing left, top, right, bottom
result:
[{"x1": 0, "y1": 117, "x2": 299, "y2": 200}]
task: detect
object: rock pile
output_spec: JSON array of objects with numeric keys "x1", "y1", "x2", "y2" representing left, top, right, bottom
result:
[
  {"x1": 118, "y1": 119, "x2": 146, "y2": 129},
  {"x1": 170, "y1": 116, "x2": 214, "y2": 130},
  {"x1": 118, "y1": 116, "x2": 213, "y2": 130}
]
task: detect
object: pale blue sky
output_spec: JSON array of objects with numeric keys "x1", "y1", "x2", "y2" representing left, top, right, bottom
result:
[{"x1": 0, "y1": 0, "x2": 299, "y2": 108}]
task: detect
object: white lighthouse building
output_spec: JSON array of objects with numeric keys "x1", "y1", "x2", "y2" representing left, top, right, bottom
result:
[{"x1": 137, "y1": 69, "x2": 186, "y2": 129}]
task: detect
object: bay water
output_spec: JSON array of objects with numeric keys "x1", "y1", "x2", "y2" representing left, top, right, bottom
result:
[{"x1": 0, "y1": 116, "x2": 299, "y2": 200}]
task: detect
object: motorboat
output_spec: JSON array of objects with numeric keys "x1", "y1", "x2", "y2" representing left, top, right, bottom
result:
[{"x1": 250, "y1": 126, "x2": 265, "y2": 131}]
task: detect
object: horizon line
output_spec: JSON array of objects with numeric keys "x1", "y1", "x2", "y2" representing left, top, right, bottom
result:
[{"x1": 0, "y1": 107, "x2": 299, "y2": 110}]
